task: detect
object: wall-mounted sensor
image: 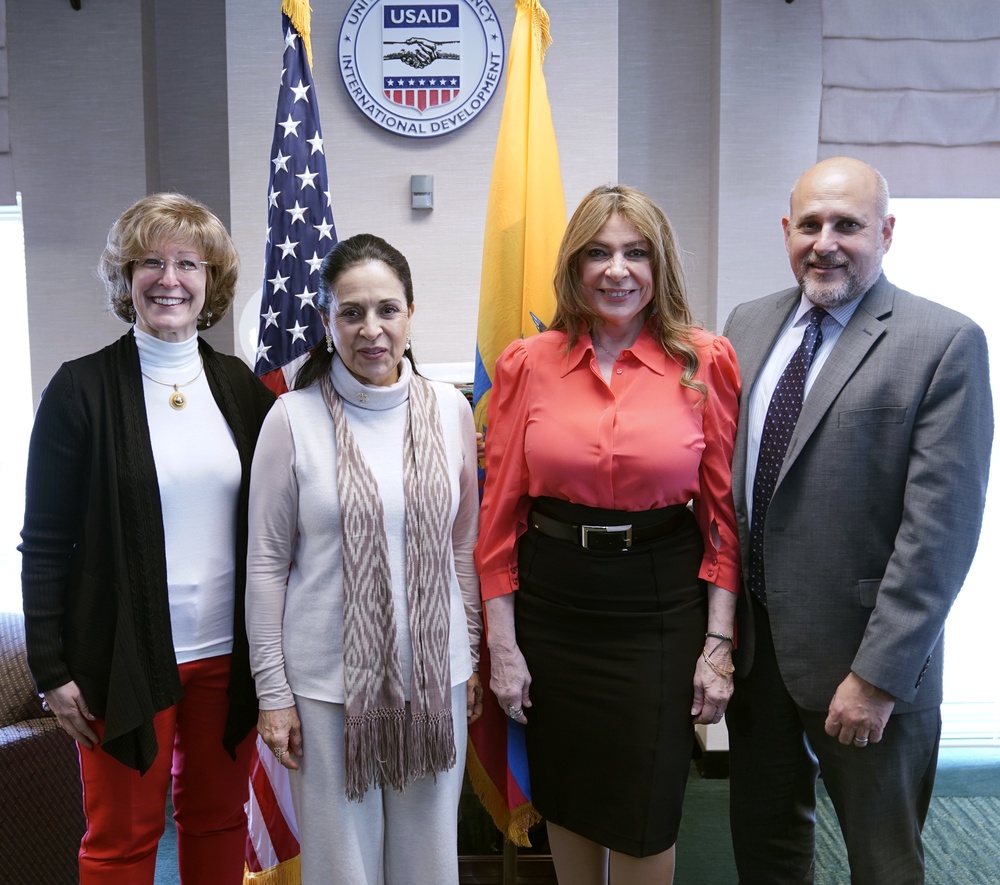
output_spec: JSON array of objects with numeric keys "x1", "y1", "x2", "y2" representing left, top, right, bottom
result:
[{"x1": 411, "y1": 175, "x2": 434, "y2": 210}]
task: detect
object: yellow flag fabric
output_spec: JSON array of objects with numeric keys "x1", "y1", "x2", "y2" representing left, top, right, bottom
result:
[
  {"x1": 467, "y1": 0, "x2": 565, "y2": 849},
  {"x1": 472, "y1": 0, "x2": 567, "y2": 434}
]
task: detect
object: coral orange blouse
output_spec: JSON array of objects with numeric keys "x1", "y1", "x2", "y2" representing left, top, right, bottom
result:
[{"x1": 475, "y1": 324, "x2": 741, "y2": 601}]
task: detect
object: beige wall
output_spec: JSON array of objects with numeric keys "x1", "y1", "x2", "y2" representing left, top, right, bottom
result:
[
  {"x1": 9, "y1": 0, "x2": 822, "y2": 401},
  {"x1": 226, "y1": 0, "x2": 619, "y2": 369}
]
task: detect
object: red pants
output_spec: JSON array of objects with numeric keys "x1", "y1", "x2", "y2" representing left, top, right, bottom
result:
[{"x1": 78, "y1": 654, "x2": 254, "y2": 885}]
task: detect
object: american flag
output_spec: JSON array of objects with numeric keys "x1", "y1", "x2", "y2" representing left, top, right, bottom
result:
[
  {"x1": 245, "y1": 7, "x2": 329, "y2": 883},
  {"x1": 254, "y1": 10, "x2": 337, "y2": 396},
  {"x1": 244, "y1": 735, "x2": 300, "y2": 882}
]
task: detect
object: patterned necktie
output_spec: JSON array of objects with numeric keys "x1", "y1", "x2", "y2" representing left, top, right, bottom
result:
[{"x1": 748, "y1": 306, "x2": 827, "y2": 605}]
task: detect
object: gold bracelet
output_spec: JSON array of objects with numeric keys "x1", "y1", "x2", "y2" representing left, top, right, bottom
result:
[
  {"x1": 706, "y1": 640, "x2": 733, "y2": 660},
  {"x1": 702, "y1": 650, "x2": 735, "y2": 678}
]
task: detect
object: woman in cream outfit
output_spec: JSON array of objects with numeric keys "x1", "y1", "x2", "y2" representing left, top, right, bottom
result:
[{"x1": 246, "y1": 233, "x2": 483, "y2": 885}]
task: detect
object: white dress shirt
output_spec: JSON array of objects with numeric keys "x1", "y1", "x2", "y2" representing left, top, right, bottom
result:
[{"x1": 744, "y1": 294, "x2": 864, "y2": 524}]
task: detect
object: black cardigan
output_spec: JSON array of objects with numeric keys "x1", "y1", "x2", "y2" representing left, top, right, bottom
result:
[{"x1": 20, "y1": 331, "x2": 274, "y2": 772}]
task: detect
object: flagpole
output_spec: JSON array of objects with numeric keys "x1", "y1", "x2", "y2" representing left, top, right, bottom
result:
[
  {"x1": 468, "y1": 0, "x2": 566, "y2": 868},
  {"x1": 245, "y1": 3, "x2": 336, "y2": 881}
]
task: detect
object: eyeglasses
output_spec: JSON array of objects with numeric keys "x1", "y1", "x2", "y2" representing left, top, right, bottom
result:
[{"x1": 130, "y1": 257, "x2": 209, "y2": 274}]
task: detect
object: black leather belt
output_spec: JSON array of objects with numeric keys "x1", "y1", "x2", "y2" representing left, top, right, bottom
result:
[{"x1": 528, "y1": 507, "x2": 685, "y2": 552}]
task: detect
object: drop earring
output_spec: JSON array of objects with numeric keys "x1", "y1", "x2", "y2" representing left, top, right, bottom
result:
[
  {"x1": 326, "y1": 330, "x2": 334, "y2": 354},
  {"x1": 206, "y1": 310, "x2": 213, "y2": 328}
]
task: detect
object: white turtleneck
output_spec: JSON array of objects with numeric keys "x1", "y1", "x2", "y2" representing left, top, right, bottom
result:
[{"x1": 134, "y1": 327, "x2": 241, "y2": 664}]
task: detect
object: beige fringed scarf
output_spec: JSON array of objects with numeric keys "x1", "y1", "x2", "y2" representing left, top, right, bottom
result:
[{"x1": 320, "y1": 368, "x2": 455, "y2": 801}]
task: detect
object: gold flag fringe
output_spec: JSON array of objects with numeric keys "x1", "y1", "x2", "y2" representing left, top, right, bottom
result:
[
  {"x1": 518, "y1": 0, "x2": 553, "y2": 63},
  {"x1": 282, "y1": 0, "x2": 314, "y2": 69},
  {"x1": 465, "y1": 739, "x2": 542, "y2": 848},
  {"x1": 243, "y1": 854, "x2": 302, "y2": 885}
]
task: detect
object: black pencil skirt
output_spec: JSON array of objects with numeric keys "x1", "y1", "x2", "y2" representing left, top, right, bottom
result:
[{"x1": 514, "y1": 498, "x2": 707, "y2": 857}]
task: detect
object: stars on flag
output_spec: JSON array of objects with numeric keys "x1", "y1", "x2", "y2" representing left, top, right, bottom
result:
[{"x1": 255, "y1": 17, "x2": 337, "y2": 384}]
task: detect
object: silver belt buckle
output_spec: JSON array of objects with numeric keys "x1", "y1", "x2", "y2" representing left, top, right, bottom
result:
[{"x1": 580, "y1": 524, "x2": 633, "y2": 550}]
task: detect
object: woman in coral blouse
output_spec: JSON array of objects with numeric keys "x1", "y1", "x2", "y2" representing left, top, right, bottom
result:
[{"x1": 475, "y1": 185, "x2": 741, "y2": 885}]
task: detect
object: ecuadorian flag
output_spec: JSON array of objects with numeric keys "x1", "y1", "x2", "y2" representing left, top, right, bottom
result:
[
  {"x1": 467, "y1": 0, "x2": 566, "y2": 849},
  {"x1": 471, "y1": 0, "x2": 566, "y2": 438}
]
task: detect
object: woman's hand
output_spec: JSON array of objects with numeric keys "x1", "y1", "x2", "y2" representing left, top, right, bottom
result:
[
  {"x1": 691, "y1": 638, "x2": 734, "y2": 725},
  {"x1": 692, "y1": 584, "x2": 737, "y2": 725},
  {"x1": 466, "y1": 672, "x2": 484, "y2": 725},
  {"x1": 258, "y1": 706, "x2": 303, "y2": 770},
  {"x1": 483, "y1": 595, "x2": 531, "y2": 724},
  {"x1": 43, "y1": 681, "x2": 99, "y2": 749},
  {"x1": 489, "y1": 642, "x2": 531, "y2": 725}
]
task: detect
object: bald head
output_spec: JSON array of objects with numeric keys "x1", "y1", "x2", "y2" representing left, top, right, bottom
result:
[
  {"x1": 790, "y1": 157, "x2": 890, "y2": 220},
  {"x1": 782, "y1": 157, "x2": 895, "y2": 308}
]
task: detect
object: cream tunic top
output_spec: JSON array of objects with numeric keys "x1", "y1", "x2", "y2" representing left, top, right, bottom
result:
[{"x1": 246, "y1": 355, "x2": 481, "y2": 710}]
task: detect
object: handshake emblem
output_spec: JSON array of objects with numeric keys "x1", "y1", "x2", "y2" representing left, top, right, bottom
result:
[{"x1": 384, "y1": 38, "x2": 460, "y2": 70}]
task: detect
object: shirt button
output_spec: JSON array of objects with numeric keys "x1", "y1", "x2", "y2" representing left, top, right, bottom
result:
[{"x1": 616, "y1": 368, "x2": 623, "y2": 375}]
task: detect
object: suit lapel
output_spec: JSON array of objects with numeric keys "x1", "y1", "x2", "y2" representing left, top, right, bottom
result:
[
  {"x1": 736, "y1": 290, "x2": 801, "y2": 390},
  {"x1": 730, "y1": 289, "x2": 800, "y2": 499},
  {"x1": 778, "y1": 278, "x2": 895, "y2": 484}
]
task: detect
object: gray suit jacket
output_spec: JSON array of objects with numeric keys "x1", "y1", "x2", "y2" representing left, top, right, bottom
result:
[{"x1": 724, "y1": 275, "x2": 993, "y2": 713}]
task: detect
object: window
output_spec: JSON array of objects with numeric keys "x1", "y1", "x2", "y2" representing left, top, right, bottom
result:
[
  {"x1": 882, "y1": 198, "x2": 1000, "y2": 745},
  {"x1": 1, "y1": 197, "x2": 32, "y2": 613}
]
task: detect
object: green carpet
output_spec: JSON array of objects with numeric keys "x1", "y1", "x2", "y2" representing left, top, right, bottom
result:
[
  {"x1": 675, "y1": 747, "x2": 1000, "y2": 885},
  {"x1": 153, "y1": 747, "x2": 999, "y2": 883},
  {"x1": 815, "y1": 795, "x2": 1000, "y2": 885}
]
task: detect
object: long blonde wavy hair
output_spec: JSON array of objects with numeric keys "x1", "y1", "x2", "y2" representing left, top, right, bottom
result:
[{"x1": 549, "y1": 184, "x2": 706, "y2": 398}]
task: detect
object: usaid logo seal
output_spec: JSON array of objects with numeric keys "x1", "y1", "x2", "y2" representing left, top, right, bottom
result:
[{"x1": 339, "y1": 1, "x2": 505, "y2": 138}]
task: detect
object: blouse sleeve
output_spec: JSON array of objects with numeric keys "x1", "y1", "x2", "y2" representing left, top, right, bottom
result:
[
  {"x1": 450, "y1": 387, "x2": 483, "y2": 668},
  {"x1": 245, "y1": 400, "x2": 300, "y2": 710},
  {"x1": 693, "y1": 334, "x2": 742, "y2": 594},
  {"x1": 473, "y1": 340, "x2": 534, "y2": 601}
]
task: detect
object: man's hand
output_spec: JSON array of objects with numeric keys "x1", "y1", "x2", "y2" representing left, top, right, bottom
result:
[{"x1": 824, "y1": 671, "x2": 895, "y2": 747}]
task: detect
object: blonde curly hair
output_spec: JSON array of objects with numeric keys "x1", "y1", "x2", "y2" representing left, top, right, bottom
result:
[{"x1": 99, "y1": 192, "x2": 239, "y2": 330}]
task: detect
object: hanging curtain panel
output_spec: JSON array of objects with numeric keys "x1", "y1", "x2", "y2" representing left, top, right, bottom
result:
[
  {"x1": 0, "y1": 0, "x2": 14, "y2": 206},
  {"x1": 818, "y1": 0, "x2": 1000, "y2": 196}
]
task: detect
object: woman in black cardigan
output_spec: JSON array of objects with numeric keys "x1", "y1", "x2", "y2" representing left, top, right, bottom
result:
[{"x1": 19, "y1": 193, "x2": 274, "y2": 885}]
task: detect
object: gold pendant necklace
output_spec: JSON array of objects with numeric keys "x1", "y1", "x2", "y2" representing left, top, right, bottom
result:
[{"x1": 141, "y1": 360, "x2": 204, "y2": 410}]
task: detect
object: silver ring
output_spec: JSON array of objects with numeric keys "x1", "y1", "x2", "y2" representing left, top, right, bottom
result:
[
  {"x1": 853, "y1": 737, "x2": 869, "y2": 746},
  {"x1": 507, "y1": 705, "x2": 523, "y2": 719},
  {"x1": 274, "y1": 747, "x2": 284, "y2": 760}
]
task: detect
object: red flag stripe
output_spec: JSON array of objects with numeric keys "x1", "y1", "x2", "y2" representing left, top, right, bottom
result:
[
  {"x1": 249, "y1": 749, "x2": 300, "y2": 863},
  {"x1": 258, "y1": 366, "x2": 290, "y2": 397},
  {"x1": 244, "y1": 837, "x2": 263, "y2": 875}
]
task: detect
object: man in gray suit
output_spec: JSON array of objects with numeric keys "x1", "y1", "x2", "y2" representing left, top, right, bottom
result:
[{"x1": 723, "y1": 156, "x2": 993, "y2": 884}]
